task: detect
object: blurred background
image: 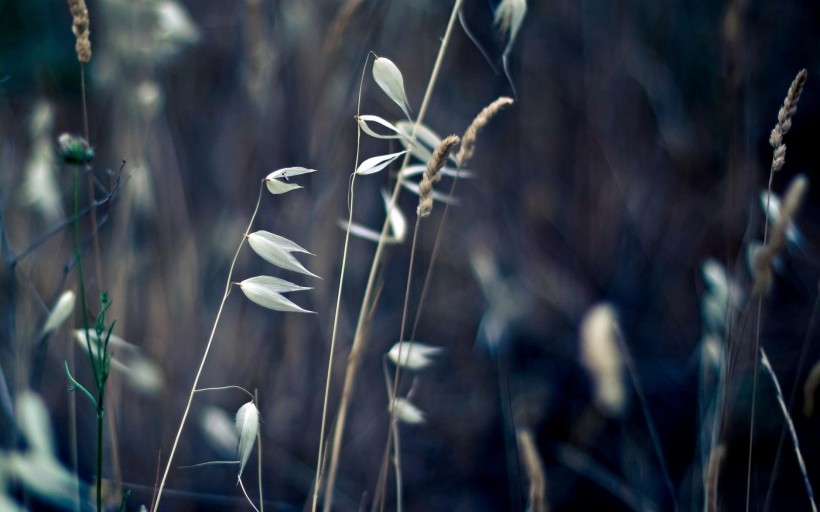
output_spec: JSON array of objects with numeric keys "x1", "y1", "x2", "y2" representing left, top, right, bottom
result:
[{"x1": 2, "y1": 0, "x2": 820, "y2": 510}]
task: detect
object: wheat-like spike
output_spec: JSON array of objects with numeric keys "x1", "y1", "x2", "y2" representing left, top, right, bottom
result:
[
  {"x1": 516, "y1": 428, "x2": 549, "y2": 512},
  {"x1": 456, "y1": 97, "x2": 514, "y2": 167},
  {"x1": 67, "y1": 0, "x2": 91, "y2": 63},
  {"x1": 769, "y1": 69, "x2": 806, "y2": 173},
  {"x1": 418, "y1": 135, "x2": 459, "y2": 217}
]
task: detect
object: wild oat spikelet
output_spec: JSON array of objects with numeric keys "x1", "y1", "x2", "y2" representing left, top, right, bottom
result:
[
  {"x1": 456, "y1": 97, "x2": 514, "y2": 167},
  {"x1": 769, "y1": 69, "x2": 807, "y2": 174},
  {"x1": 67, "y1": 0, "x2": 91, "y2": 63},
  {"x1": 418, "y1": 135, "x2": 459, "y2": 217},
  {"x1": 579, "y1": 303, "x2": 625, "y2": 417},
  {"x1": 753, "y1": 175, "x2": 808, "y2": 296}
]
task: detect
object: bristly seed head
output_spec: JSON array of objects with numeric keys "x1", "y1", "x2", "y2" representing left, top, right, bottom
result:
[
  {"x1": 418, "y1": 135, "x2": 460, "y2": 217},
  {"x1": 67, "y1": 0, "x2": 91, "y2": 63},
  {"x1": 769, "y1": 69, "x2": 807, "y2": 174},
  {"x1": 456, "y1": 97, "x2": 514, "y2": 168}
]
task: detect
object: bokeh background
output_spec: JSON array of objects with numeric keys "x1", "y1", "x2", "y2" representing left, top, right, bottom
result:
[{"x1": 2, "y1": 0, "x2": 820, "y2": 510}]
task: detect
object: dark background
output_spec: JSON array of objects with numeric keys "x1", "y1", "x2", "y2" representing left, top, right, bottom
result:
[{"x1": 2, "y1": 0, "x2": 820, "y2": 510}]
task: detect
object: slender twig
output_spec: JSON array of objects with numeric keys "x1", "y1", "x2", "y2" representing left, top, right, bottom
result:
[
  {"x1": 153, "y1": 183, "x2": 265, "y2": 511},
  {"x1": 256, "y1": 389, "x2": 264, "y2": 512},
  {"x1": 760, "y1": 349, "x2": 817, "y2": 512}
]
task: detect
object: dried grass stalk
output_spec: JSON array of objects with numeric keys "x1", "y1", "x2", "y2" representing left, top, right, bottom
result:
[
  {"x1": 456, "y1": 97, "x2": 514, "y2": 167},
  {"x1": 418, "y1": 135, "x2": 459, "y2": 217},
  {"x1": 516, "y1": 428, "x2": 549, "y2": 512},
  {"x1": 705, "y1": 444, "x2": 726, "y2": 512},
  {"x1": 769, "y1": 69, "x2": 807, "y2": 174},
  {"x1": 67, "y1": 0, "x2": 91, "y2": 63},
  {"x1": 803, "y1": 359, "x2": 820, "y2": 417}
]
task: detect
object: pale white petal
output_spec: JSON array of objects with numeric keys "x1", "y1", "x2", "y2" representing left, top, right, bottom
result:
[
  {"x1": 372, "y1": 57, "x2": 412, "y2": 120},
  {"x1": 391, "y1": 397, "x2": 425, "y2": 425},
  {"x1": 248, "y1": 231, "x2": 317, "y2": 278},
  {"x1": 16, "y1": 392, "x2": 54, "y2": 456},
  {"x1": 42, "y1": 290, "x2": 75, "y2": 334},
  {"x1": 356, "y1": 115, "x2": 405, "y2": 139},
  {"x1": 401, "y1": 181, "x2": 460, "y2": 205},
  {"x1": 381, "y1": 190, "x2": 407, "y2": 242},
  {"x1": 338, "y1": 220, "x2": 400, "y2": 244},
  {"x1": 387, "y1": 341, "x2": 443, "y2": 370},
  {"x1": 355, "y1": 150, "x2": 406, "y2": 175},
  {"x1": 265, "y1": 167, "x2": 317, "y2": 195},
  {"x1": 235, "y1": 402, "x2": 259, "y2": 479},
  {"x1": 239, "y1": 276, "x2": 313, "y2": 313}
]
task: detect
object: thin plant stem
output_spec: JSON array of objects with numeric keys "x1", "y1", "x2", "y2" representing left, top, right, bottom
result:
[
  {"x1": 152, "y1": 183, "x2": 265, "y2": 511},
  {"x1": 309, "y1": 52, "x2": 371, "y2": 512},
  {"x1": 746, "y1": 154, "x2": 776, "y2": 512},
  {"x1": 322, "y1": 3, "x2": 464, "y2": 509},
  {"x1": 763, "y1": 292, "x2": 820, "y2": 512},
  {"x1": 760, "y1": 349, "x2": 817, "y2": 512},
  {"x1": 255, "y1": 389, "x2": 264, "y2": 512},
  {"x1": 375, "y1": 219, "x2": 421, "y2": 512},
  {"x1": 239, "y1": 477, "x2": 261, "y2": 512}
]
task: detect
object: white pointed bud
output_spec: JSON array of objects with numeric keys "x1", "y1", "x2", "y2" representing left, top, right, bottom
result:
[
  {"x1": 248, "y1": 231, "x2": 317, "y2": 278},
  {"x1": 42, "y1": 291, "x2": 75, "y2": 335},
  {"x1": 391, "y1": 397, "x2": 425, "y2": 425},
  {"x1": 387, "y1": 342, "x2": 443, "y2": 371},
  {"x1": 235, "y1": 401, "x2": 260, "y2": 479},
  {"x1": 239, "y1": 276, "x2": 313, "y2": 313},
  {"x1": 265, "y1": 167, "x2": 317, "y2": 195},
  {"x1": 372, "y1": 57, "x2": 412, "y2": 120},
  {"x1": 355, "y1": 150, "x2": 406, "y2": 175}
]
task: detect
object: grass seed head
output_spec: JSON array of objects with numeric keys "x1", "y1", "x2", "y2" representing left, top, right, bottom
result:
[
  {"x1": 456, "y1": 97, "x2": 514, "y2": 167},
  {"x1": 235, "y1": 401, "x2": 260, "y2": 479},
  {"x1": 418, "y1": 135, "x2": 459, "y2": 217},
  {"x1": 66, "y1": 0, "x2": 91, "y2": 63}
]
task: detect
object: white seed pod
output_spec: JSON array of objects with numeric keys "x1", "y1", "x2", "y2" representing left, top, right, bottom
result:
[
  {"x1": 265, "y1": 167, "x2": 317, "y2": 194},
  {"x1": 387, "y1": 342, "x2": 443, "y2": 371},
  {"x1": 235, "y1": 401, "x2": 260, "y2": 479},
  {"x1": 356, "y1": 115, "x2": 405, "y2": 139},
  {"x1": 200, "y1": 406, "x2": 239, "y2": 457},
  {"x1": 16, "y1": 392, "x2": 54, "y2": 456},
  {"x1": 42, "y1": 290, "x2": 76, "y2": 335},
  {"x1": 381, "y1": 190, "x2": 407, "y2": 242},
  {"x1": 247, "y1": 231, "x2": 317, "y2": 278},
  {"x1": 579, "y1": 304, "x2": 625, "y2": 417},
  {"x1": 355, "y1": 150, "x2": 406, "y2": 175},
  {"x1": 239, "y1": 276, "x2": 313, "y2": 313},
  {"x1": 391, "y1": 397, "x2": 425, "y2": 425},
  {"x1": 372, "y1": 57, "x2": 412, "y2": 120}
]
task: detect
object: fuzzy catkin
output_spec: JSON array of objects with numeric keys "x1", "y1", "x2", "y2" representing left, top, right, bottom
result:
[
  {"x1": 67, "y1": 0, "x2": 91, "y2": 62},
  {"x1": 769, "y1": 69, "x2": 806, "y2": 173},
  {"x1": 418, "y1": 135, "x2": 459, "y2": 217},
  {"x1": 456, "y1": 97, "x2": 514, "y2": 167}
]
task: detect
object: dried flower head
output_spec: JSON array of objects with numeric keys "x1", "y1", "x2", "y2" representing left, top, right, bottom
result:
[
  {"x1": 456, "y1": 97, "x2": 514, "y2": 167},
  {"x1": 67, "y1": 0, "x2": 91, "y2": 63},
  {"x1": 769, "y1": 69, "x2": 807, "y2": 174},
  {"x1": 418, "y1": 135, "x2": 459, "y2": 217}
]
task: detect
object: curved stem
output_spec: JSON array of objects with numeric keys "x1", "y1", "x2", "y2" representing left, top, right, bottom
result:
[{"x1": 152, "y1": 183, "x2": 265, "y2": 511}]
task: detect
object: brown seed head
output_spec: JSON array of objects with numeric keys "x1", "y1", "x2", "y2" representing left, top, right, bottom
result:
[
  {"x1": 456, "y1": 97, "x2": 514, "y2": 167},
  {"x1": 418, "y1": 135, "x2": 460, "y2": 217},
  {"x1": 67, "y1": 0, "x2": 91, "y2": 63},
  {"x1": 769, "y1": 69, "x2": 806, "y2": 173}
]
